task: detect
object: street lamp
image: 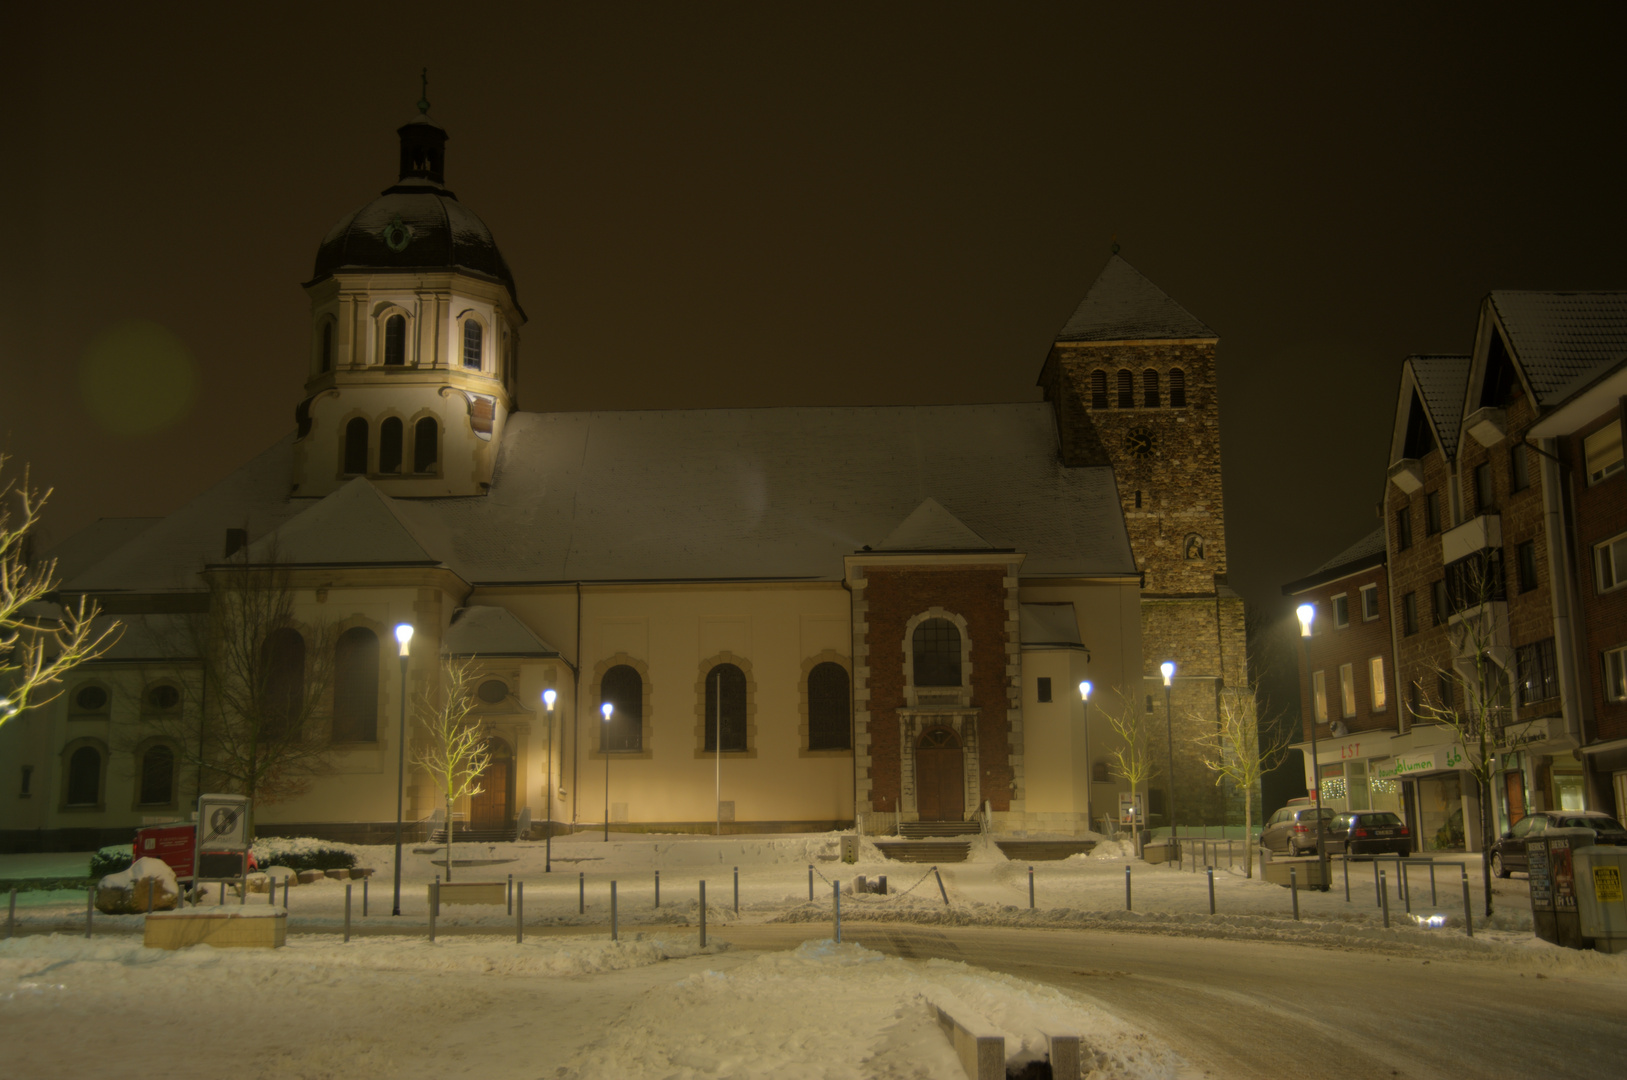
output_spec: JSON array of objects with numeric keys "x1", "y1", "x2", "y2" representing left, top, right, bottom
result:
[
  {"x1": 542, "y1": 688, "x2": 557, "y2": 872},
  {"x1": 1160, "y1": 660, "x2": 1176, "y2": 850},
  {"x1": 601, "y1": 701, "x2": 614, "y2": 842},
  {"x1": 1296, "y1": 603, "x2": 1330, "y2": 891},
  {"x1": 391, "y1": 622, "x2": 414, "y2": 916},
  {"x1": 1078, "y1": 681, "x2": 1093, "y2": 832}
]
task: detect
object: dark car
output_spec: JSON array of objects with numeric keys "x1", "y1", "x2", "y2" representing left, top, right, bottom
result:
[
  {"x1": 1326, "y1": 810, "x2": 1411, "y2": 857},
  {"x1": 1261, "y1": 805, "x2": 1336, "y2": 856},
  {"x1": 1490, "y1": 810, "x2": 1627, "y2": 877}
]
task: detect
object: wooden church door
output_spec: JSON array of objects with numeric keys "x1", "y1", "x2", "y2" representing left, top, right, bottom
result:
[
  {"x1": 470, "y1": 739, "x2": 513, "y2": 830},
  {"x1": 915, "y1": 727, "x2": 965, "y2": 821}
]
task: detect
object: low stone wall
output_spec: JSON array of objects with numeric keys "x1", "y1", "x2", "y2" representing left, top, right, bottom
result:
[{"x1": 144, "y1": 909, "x2": 287, "y2": 950}]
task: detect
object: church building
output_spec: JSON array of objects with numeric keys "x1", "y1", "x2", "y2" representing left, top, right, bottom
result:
[{"x1": 1, "y1": 103, "x2": 1246, "y2": 848}]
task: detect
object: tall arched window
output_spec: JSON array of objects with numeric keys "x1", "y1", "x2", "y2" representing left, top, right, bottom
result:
[
  {"x1": 333, "y1": 627, "x2": 379, "y2": 742},
  {"x1": 600, "y1": 665, "x2": 643, "y2": 751},
  {"x1": 463, "y1": 320, "x2": 483, "y2": 369},
  {"x1": 66, "y1": 746, "x2": 101, "y2": 806},
  {"x1": 1169, "y1": 368, "x2": 1187, "y2": 408},
  {"x1": 383, "y1": 314, "x2": 407, "y2": 365},
  {"x1": 320, "y1": 321, "x2": 334, "y2": 372},
  {"x1": 414, "y1": 418, "x2": 438, "y2": 474},
  {"x1": 808, "y1": 662, "x2": 851, "y2": 750},
  {"x1": 703, "y1": 663, "x2": 748, "y2": 752},
  {"x1": 913, "y1": 618, "x2": 962, "y2": 687},
  {"x1": 1117, "y1": 369, "x2": 1135, "y2": 408},
  {"x1": 378, "y1": 417, "x2": 404, "y2": 474},
  {"x1": 1090, "y1": 369, "x2": 1108, "y2": 409},
  {"x1": 261, "y1": 627, "x2": 305, "y2": 741},
  {"x1": 344, "y1": 418, "x2": 369, "y2": 475},
  {"x1": 1143, "y1": 369, "x2": 1161, "y2": 408},
  {"x1": 139, "y1": 744, "x2": 175, "y2": 806}
]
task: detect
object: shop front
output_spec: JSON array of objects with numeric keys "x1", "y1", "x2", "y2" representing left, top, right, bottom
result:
[{"x1": 1302, "y1": 732, "x2": 1475, "y2": 852}]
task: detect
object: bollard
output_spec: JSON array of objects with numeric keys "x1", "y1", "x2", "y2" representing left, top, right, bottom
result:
[
  {"x1": 834, "y1": 879, "x2": 841, "y2": 944},
  {"x1": 516, "y1": 881, "x2": 524, "y2": 944},
  {"x1": 1461, "y1": 867, "x2": 1473, "y2": 938},
  {"x1": 734, "y1": 867, "x2": 739, "y2": 913},
  {"x1": 611, "y1": 881, "x2": 618, "y2": 942},
  {"x1": 7, "y1": 888, "x2": 16, "y2": 940},
  {"x1": 1125, "y1": 865, "x2": 1132, "y2": 911},
  {"x1": 284, "y1": 876, "x2": 291, "y2": 909},
  {"x1": 268, "y1": 874, "x2": 275, "y2": 906},
  {"x1": 85, "y1": 887, "x2": 94, "y2": 938},
  {"x1": 1028, "y1": 866, "x2": 1035, "y2": 909},
  {"x1": 1343, "y1": 854, "x2": 1350, "y2": 903},
  {"x1": 699, "y1": 881, "x2": 707, "y2": 948},
  {"x1": 363, "y1": 876, "x2": 368, "y2": 917},
  {"x1": 1380, "y1": 871, "x2": 1390, "y2": 928},
  {"x1": 1373, "y1": 859, "x2": 1381, "y2": 908},
  {"x1": 1290, "y1": 867, "x2": 1300, "y2": 921},
  {"x1": 218, "y1": 880, "x2": 224, "y2": 906},
  {"x1": 579, "y1": 871, "x2": 585, "y2": 914},
  {"x1": 344, "y1": 884, "x2": 352, "y2": 943},
  {"x1": 1207, "y1": 866, "x2": 1215, "y2": 915},
  {"x1": 933, "y1": 867, "x2": 949, "y2": 906},
  {"x1": 429, "y1": 879, "x2": 438, "y2": 942},
  {"x1": 809, "y1": 864, "x2": 814, "y2": 902},
  {"x1": 1401, "y1": 862, "x2": 1411, "y2": 913},
  {"x1": 655, "y1": 869, "x2": 660, "y2": 909},
  {"x1": 1429, "y1": 862, "x2": 1438, "y2": 906},
  {"x1": 508, "y1": 874, "x2": 513, "y2": 916}
]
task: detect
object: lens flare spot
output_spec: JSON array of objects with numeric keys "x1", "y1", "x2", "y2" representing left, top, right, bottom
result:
[{"x1": 78, "y1": 320, "x2": 198, "y2": 435}]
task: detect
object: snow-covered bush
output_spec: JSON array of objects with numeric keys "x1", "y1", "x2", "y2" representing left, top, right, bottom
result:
[
  {"x1": 249, "y1": 838, "x2": 357, "y2": 873},
  {"x1": 90, "y1": 844, "x2": 134, "y2": 877}
]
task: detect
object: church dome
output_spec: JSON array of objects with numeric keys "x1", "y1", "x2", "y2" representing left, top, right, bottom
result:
[{"x1": 309, "y1": 113, "x2": 518, "y2": 303}]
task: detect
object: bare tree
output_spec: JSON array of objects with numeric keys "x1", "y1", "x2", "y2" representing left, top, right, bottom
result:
[
  {"x1": 412, "y1": 657, "x2": 491, "y2": 881},
  {"x1": 140, "y1": 543, "x2": 335, "y2": 835},
  {"x1": 1191, "y1": 681, "x2": 1293, "y2": 878},
  {"x1": 1097, "y1": 687, "x2": 1160, "y2": 856},
  {"x1": 1, "y1": 456, "x2": 120, "y2": 725}
]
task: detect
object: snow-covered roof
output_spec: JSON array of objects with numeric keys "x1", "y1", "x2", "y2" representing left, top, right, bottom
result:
[
  {"x1": 1490, "y1": 290, "x2": 1627, "y2": 407},
  {"x1": 444, "y1": 605, "x2": 559, "y2": 657},
  {"x1": 1407, "y1": 355, "x2": 1470, "y2": 453},
  {"x1": 1281, "y1": 527, "x2": 1387, "y2": 596},
  {"x1": 41, "y1": 518, "x2": 160, "y2": 583},
  {"x1": 65, "y1": 403, "x2": 1136, "y2": 591},
  {"x1": 873, "y1": 499, "x2": 1001, "y2": 552},
  {"x1": 1054, "y1": 256, "x2": 1215, "y2": 343},
  {"x1": 1019, "y1": 603, "x2": 1083, "y2": 649}
]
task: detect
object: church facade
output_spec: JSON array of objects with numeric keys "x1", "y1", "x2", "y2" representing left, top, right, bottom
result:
[{"x1": 1, "y1": 107, "x2": 1246, "y2": 848}]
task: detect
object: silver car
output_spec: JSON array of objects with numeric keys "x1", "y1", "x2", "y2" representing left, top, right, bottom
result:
[{"x1": 1261, "y1": 805, "x2": 1336, "y2": 856}]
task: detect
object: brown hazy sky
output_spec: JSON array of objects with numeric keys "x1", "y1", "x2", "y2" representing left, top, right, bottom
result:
[{"x1": 4, "y1": 3, "x2": 1626, "y2": 621}]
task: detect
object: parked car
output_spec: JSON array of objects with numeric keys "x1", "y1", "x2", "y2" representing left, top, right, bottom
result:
[
  {"x1": 1490, "y1": 810, "x2": 1627, "y2": 877},
  {"x1": 1261, "y1": 805, "x2": 1336, "y2": 856},
  {"x1": 1325, "y1": 810, "x2": 1411, "y2": 857}
]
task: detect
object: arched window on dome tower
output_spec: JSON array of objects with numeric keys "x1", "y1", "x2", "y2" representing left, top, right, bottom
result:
[
  {"x1": 463, "y1": 320, "x2": 483, "y2": 369},
  {"x1": 378, "y1": 418, "x2": 403, "y2": 474},
  {"x1": 343, "y1": 418, "x2": 368, "y2": 475},
  {"x1": 383, "y1": 315, "x2": 407, "y2": 366},
  {"x1": 414, "y1": 418, "x2": 439, "y2": 474}
]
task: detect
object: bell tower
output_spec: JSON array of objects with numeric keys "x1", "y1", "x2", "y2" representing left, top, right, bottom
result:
[{"x1": 291, "y1": 85, "x2": 525, "y2": 499}]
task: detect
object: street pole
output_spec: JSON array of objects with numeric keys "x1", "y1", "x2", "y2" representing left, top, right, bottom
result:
[
  {"x1": 1296, "y1": 604, "x2": 1329, "y2": 891},
  {"x1": 1161, "y1": 661, "x2": 1176, "y2": 847},
  {"x1": 602, "y1": 701, "x2": 613, "y2": 842},
  {"x1": 715, "y1": 669, "x2": 722, "y2": 836},
  {"x1": 543, "y1": 689, "x2": 557, "y2": 872},
  {"x1": 391, "y1": 623, "x2": 414, "y2": 916},
  {"x1": 1078, "y1": 681, "x2": 1093, "y2": 832}
]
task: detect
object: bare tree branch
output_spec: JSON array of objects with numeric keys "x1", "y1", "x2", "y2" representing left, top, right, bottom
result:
[
  {"x1": 1095, "y1": 687, "x2": 1160, "y2": 856},
  {"x1": 412, "y1": 657, "x2": 491, "y2": 881},
  {"x1": 1190, "y1": 675, "x2": 1292, "y2": 878}
]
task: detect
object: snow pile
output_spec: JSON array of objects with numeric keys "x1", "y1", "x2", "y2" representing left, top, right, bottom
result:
[{"x1": 96, "y1": 856, "x2": 178, "y2": 913}]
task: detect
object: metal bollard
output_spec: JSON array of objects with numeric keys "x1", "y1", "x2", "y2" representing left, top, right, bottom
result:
[
  {"x1": 1028, "y1": 866, "x2": 1035, "y2": 909},
  {"x1": 268, "y1": 874, "x2": 275, "y2": 906},
  {"x1": 1373, "y1": 859, "x2": 1382, "y2": 908},
  {"x1": 1125, "y1": 865, "x2": 1132, "y2": 911},
  {"x1": 1207, "y1": 867, "x2": 1215, "y2": 915},
  {"x1": 284, "y1": 876, "x2": 291, "y2": 909},
  {"x1": 655, "y1": 869, "x2": 660, "y2": 909},
  {"x1": 1380, "y1": 871, "x2": 1390, "y2": 928},
  {"x1": 1290, "y1": 867, "x2": 1300, "y2": 921},
  {"x1": 834, "y1": 879, "x2": 841, "y2": 944},
  {"x1": 344, "y1": 884, "x2": 352, "y2": 943},
  {"x1": 1402, "y1": 863, "x2": 1412, "y2": 914},
  {"x1": 579, "y1": 871, "x2": 585, "y2": 914},
  {"x1": 933, "y1": 867, "x2": 949, "y2": 906},
  {"x1": 1429, "y1": 862, "x2": 1438, "y2": 906},
  {"x1": 85, "y1": 887, "x2": 94, "y2": 938},
  {"x1": 1461, "y1": 867, "x2": 1473, "y2": 938},
  {"x1": 516, "y1": 881, "x2": 524, "y2": 944},
  {"x1": 218, "y1": 880, "x2": 224, "y2": 906},
  {"x1": 1343, "y1": 854, "x2": 1350, "y2": 903},
  {"x1": 611, "y1": 881, "x2": 618, "y2": 942},
  {"x1": 429, "y1": 879, "x2": 438, "y2": 942},
  {"x1": 699, "y1": 881, "x2": 707, "y2": 948},
  {"x1": 809, "y1": 864, "x2": 814, "y2": 902},
  {"x1": 363, "y1": 876, "x2": 368, "y2": 917},
  {"x1": 508, "y1": 874, "x2": 513, "y2": 916},
  {"x1": 734, "y1": 867, "x2": 739, "y2": 913},
  {"x1": 7, "y1": 888, "x2": 16, "y2": 939}
]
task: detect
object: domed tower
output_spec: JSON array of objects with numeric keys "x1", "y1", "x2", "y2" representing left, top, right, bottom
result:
[{"x1": 293, "y1": 93, "x2": 524, "y2": 498}]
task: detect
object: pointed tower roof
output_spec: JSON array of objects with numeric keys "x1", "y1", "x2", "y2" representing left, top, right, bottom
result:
[
  {"x1": 873, "y1": 498, "x2": 1001, "y2": 553},
  {"x1": 1055, "y1": 255, "x2": 1215, "y2": 342},
  {"x1": 244, "y1": 478, "x2": 440, "y2": 567}
]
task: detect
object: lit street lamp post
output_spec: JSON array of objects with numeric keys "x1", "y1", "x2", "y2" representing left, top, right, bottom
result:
[
  {"x1": 1296, "y1": 603, "x2": 1330, "y2": 891},
  {"x1": 1078, "y1": 680, "x2": 1093, "y2": 832},
  {"x1": 1161, "y1": 661, "x2": 1176, "y2": 848},
  {"x1": 391, "y1": 622, "x2": 414, "y2": 916},
  {"x1": 601, "y1": 701, "x2": 613, "y2": 842},
  {"x1": 542, "y1": 688, "x2": 557, "y2": 872}
]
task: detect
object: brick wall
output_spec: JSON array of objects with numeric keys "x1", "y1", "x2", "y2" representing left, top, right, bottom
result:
[
  {"x1": 1290, "y1": 564, "x2": 1397, "y2": 742},
  {"x1": 1387, "y1": 443, "x2": 1453, "y2": 719},
  {"x1": 1568, "y1": 406, "x2": 1627, "y2": 742}
]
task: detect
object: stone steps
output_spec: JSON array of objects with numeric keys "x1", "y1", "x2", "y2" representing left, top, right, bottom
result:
[
  {"x1": 994, "y1": 840, "x2": 1098, "y2": 862},
  {"x1": 874, "y1": 841, "x2": 971, "y2": 863},
  {"x1": 898, "y1": 820, "x2": 982, "y2": 839}
]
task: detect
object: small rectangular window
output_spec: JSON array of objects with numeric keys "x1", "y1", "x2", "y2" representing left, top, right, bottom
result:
[
  {"x1": 1313, "y1": 671, "x2": 1327, "y2": 722},
  {"x1": 1402, "y1": 592, "x2": 1418, "y2": 635},
  {"x1": 1340, "y1": 662, "x2": 1356, "y2": 718},
  {"x1": 1474, "y1": 461, "x2": 1494, "y2": 515},
  {"x1": 1369, "y1": 656, "x2": 1387, "y2": 711},
  {"x1": 1605, "y1": 645, "x2": 1627, "y2": 703},
  {"x1": 1510, "y1": 443, "x2": 1530, "y2": 492},
  {"x1": 1517, "y1": 540, "x2": 1538, "y2": 593},
  {"x1": 1361, "y1": 584, "x2": 1380, "y2": 620},
  {"x1": 1584, "y1": 422, "x2": 1624, "y2": 484},
  {"x1": 1037, "y1": 677, "x2": 1052, "y2": 703},
  {"x1": 1396, "y1": 506, "x2": 1413, "y2": 550},
  {"x1": 1597, "y1": 532, "x2": 1627, "y2": 592},
  {"x1": 1425, "y1": 491, "x2": 1441, "y2": 535},
  {"x1": 1430, "y1": 579, "x2": 1449, "y2": 626},
  {"x1": 1145, "y1": 694, "x2": 1155, "y2": 714},
  {"x1": 1333, "y1": 594, "x2": 1350, "y2": 629}
]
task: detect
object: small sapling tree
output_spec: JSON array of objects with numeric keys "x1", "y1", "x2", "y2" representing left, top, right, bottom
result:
[
  {"x1": 1191, "y1": 680, "x2": 1292, "y2": 878},
  {"x1": 1098, "y1": 688, "x2": 1160, "y2": 857},
  {"x1": 413, "y1": 657, "x2": 491, "y2": 881}
]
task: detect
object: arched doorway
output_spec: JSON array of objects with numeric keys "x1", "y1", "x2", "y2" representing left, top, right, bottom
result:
[
  {"x1": 915, "y1": 726, "x2": 965, "y2": 822},
  {"x1": 469, "y1": 738, "x2": 514, "y2": 831}
]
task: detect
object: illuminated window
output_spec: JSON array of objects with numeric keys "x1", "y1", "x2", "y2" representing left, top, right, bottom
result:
[
  {"x1": 808, "y1": 662, "x2": 850, "y2": 750},
  {"x1": 1605, "y1": 645, "x2": 1627, "y2": 703},
  {"x1": 343, "y1": 418, "x2": 368, "y2": 475},
  {"x1": 1585, "y1": 422, "x2": 1623, "y2": 484},
  {"x1": 1090, "y1": 370, "x2": 1108, "y2": 409},
  {"x1": 413, "y1": 418, "x2": 438, "y2": 474},
  {"x1": 1117, "y1": 369, "x2": 1134, "y2": 408},
  {"x1": 1369, "y1": 656, "x2": 1387, "y2": 711},
  {"x1": 1312, "y1": 671, "x2": 1327, "y2": 722},
  {"x1": 1340, "y1": 662, "x2": 1356, "y2": 718},
  {"x1": 383, "y1": 314, "x2": 407, "y2": 365},
  {"x1": 1168, "y1": 368, "x2": 1186, "y2": 407},
  {"x1": 463, "y1": 320, "x2": 483, "y2": 369},
  {"x1": 378, "y1": 417, "x2": 403, "y2": 474},
  {"x1": 1143, "y1": 369, "x2": 1161, "y2": 408}
]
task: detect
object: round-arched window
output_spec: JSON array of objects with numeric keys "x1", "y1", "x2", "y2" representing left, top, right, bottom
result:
[{"x1": 912, "y1": 619, "x2": 962, "y2": 687}]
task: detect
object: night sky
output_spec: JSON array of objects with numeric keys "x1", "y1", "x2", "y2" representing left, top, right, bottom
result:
[{"x1": 6, "y1": 4, "x2": 1627, "y2": 629}]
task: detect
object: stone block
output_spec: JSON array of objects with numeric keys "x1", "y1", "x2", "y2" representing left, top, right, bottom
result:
[
  {"x1": 145, "y1": 909, "x2": 287, "y2": 950},
  {"x1": 297, "y1": 870, "x2": 323, "y2": 885}
]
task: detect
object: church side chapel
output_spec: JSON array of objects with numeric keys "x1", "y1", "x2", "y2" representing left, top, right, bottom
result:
[{"x1": 0, "y1": 97, "x2": 1247, "y2": 850}]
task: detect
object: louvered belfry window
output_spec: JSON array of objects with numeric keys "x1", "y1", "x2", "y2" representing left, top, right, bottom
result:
[
  {"x1": 1090, "y1": 370, "x2": 1108, "y2": 409},
  {"x1": 1117, "y1": 369, "x2": 1135, "y2": 408},
  {"x1": 1143, "y1": 369, "x2": 1161, "y2": 407},
  {"x1": 1169, "y1": 368, "x2": 1187, "y2": 407}
]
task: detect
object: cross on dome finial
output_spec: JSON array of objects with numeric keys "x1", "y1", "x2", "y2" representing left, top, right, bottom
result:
[{"x1": 417, "y1": 68, "x2": 430, "y2": 115}]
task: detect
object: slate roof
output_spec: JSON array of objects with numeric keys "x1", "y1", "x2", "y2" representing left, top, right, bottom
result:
[
  {"x1": 1281, "y1": 527, "x2": 1387, "y2": 595},
  {"x1": 444, "y1": 606, "x2": 558, "y2": 657},
  {"x1": 1490, "y1": 291, "x2": 1627, "y2": 407},
  {"x1": 65, "y1": 403, "x2": 1137, "y2": 592},
  {"x1": 1407, "y1": 355, "x2": 1470, "y2": 452},
  {"x1": 41, "y1": 518, "x2": 160, "y2": 583},
  {"x1": 1055, "y1": 256, "x2": 1215, "y2": 343},
  {"x1": 1018, "y1": 603, "x2": 1083, "y2": 648},
  {"x1": 873, "y1": 498, "x2": 1001, "y2": 552}
]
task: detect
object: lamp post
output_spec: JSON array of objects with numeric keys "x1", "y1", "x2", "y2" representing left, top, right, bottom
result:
[
  {"x1": 391, "y1": 622, "x2": 413, "y2": 916},
  {"x1": 1296, "y1": 603, "x2": 1330, "y2": 891},
  {"x1": 1160, "y1": 661, "x2": 1176, "y2": 847},
  {"x1": 542, "y1": 688, "x2": 557, "y2": 872},
  {"x1": 1078, "y1": 680, "x2": 1093, "y2": 832},
  {"x1": 601, "y1": 701, "x2": 614, "y2": 842}
]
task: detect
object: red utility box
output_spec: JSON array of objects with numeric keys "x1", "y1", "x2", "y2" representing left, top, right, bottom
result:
[{"x1": 133, "y1": 822, "x2": 257, "y2": 882}]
